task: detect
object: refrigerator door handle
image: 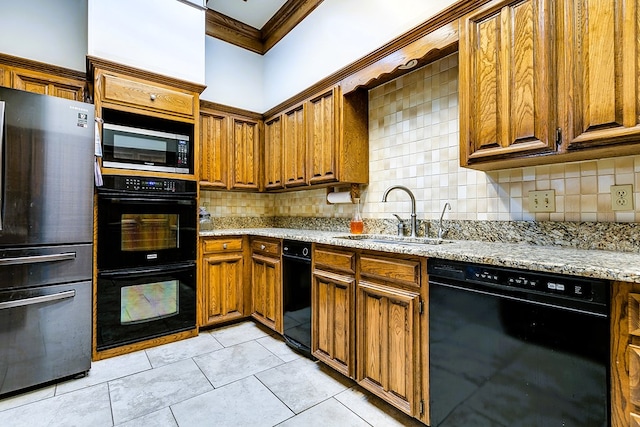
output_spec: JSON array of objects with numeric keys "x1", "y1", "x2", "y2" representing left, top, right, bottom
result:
[
  {"x1": 0, "y1": 252, "x2": 76, "y2": 266},
  {"x1": 0, "y1": 100, "x2": 4, "y2": 231},
  {"x1": 0, "y1": 290, "x2": 75, "y2": 310}
]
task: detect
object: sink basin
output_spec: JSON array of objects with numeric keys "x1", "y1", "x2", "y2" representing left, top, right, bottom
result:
[{"x1": 335, "y1": 234, "x2": 451, "y2": 245}]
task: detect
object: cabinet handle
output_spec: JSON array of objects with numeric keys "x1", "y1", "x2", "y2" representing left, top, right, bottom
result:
[
  {"x1": 223, "y1": 243, "x2": 228, "y2": 250},
  {"x1": 261, "y1": 245, "x2": 266, "y2": 250},
  {"x1": 150, "y1": 93, "x2": 157, "y2": 101}
]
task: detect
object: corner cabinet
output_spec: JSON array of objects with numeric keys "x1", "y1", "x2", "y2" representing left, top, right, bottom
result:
[
  {"x1": 356, "y1": 253, "x2": 428, "y2": 423},
  {"x1": 199, "y1": 103, "x2": 262, "y2": 191},
  {"x1": 459, "y1": 0, "x2": 557, "y2": 166},
  {"x1": 312, "y1": 245, "x2": 356, "y2": 378},
  {"x1": 250, "y1": 237, "x2": 282, "y2": 333},
  {"x1": 199, "y1": 237, "x2": 248, "y2": 327}
]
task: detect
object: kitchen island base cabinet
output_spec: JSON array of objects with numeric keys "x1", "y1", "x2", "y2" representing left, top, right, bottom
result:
[
  {"x1": 250, "y1": 238, "x2": 282, "y2": 333},
  {"x1": 199, "y1": 237, "x2": 248, "y2": 327}
]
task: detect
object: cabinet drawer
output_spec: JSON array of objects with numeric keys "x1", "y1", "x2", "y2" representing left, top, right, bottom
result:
[
  {"x1": 102, "y1": 74, "x2": 194, "y2": 117},
  {"x1": 314, "y1": 246, "x2": 355, "y2": 274},
  {"x1": 251, "y1": 239, "x2": 281, "y2": 256},
  {"x1": 360, "y1": 254, "x2": 421, "y2": 288},
  {"x1": 202, "y1": 237, "x2": 243, "y2": 254}
]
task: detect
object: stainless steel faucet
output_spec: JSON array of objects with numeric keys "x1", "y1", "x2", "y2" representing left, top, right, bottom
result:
[
  {"x1": 382, "y1": 185, "x2": 417, "y2": 237},
  {"x1": 438, "y1": 202, "x2": 451, "y2": 239}
]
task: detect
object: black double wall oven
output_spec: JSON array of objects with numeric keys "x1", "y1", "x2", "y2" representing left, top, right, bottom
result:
[{"x1": 96, "y1": 175, "x2": 197, "y2": 351}]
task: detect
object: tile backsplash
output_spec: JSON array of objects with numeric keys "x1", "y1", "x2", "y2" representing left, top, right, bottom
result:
[{"x1": 201, "y1": 52, "x2": 640, "y2": 224}]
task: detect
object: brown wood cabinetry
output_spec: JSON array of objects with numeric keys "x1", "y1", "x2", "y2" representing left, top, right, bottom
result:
[
  {"x1": 199, "y1": 237, "x2": 248, "y2": 327},
  {"x1": 230, "y1": 117, "x2": 261, "y2": 191},
  {"x1": 312, "y1": 245, "x2": 356, "y2": 378},
  {"x1": 307, "y1": 88, "x2": 337, "y2": 185},
  {"x1": 610, "y1": 281, "x2": 640, "y2": 427},
  {"x1": 250, "y1": 237, "x2": 282, "y2": 333},
  {"x1": 283, "y1": 104, "x2": 307, "y2": 188},
  {"x1": 200, "y1": 111, "x2": 229, "y2": 189},
  {"x1": 460, "y1": 0, "x2": 640, "y2": 170},
  {"x1": 562, "y1": 0, "x2": 640, "y2": 150},
  {"x1": 264, "y1": 116, "x2": 284, "y2": 190},
  {"x1": 459, "y1": 0, "x2": 556, "y2": 166},
  {"x1": 199, "y1": 103, "x2": 262, "y2": 191},
  {"x1": 0, "y1": 54, "x2": 87, "y2": 101},
  {"x1": 356, "y1": 253, "x2": 427, "y2": 421}
]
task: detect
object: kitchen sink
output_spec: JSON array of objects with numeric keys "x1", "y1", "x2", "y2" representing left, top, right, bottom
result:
[{"x1": 335, "y1": 234, "x2": 451, "y2": 245}]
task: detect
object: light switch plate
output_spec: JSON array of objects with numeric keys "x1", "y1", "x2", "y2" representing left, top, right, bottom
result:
[
  {"x1": 611, "y1": 184, "x2": 634, "y2": 211},
  {"x1": 528, "y1": 190, "x2": 556, "y2": 212}
]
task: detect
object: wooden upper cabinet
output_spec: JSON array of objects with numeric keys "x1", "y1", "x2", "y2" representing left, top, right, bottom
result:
[
  {"x1": 264, "y1": 116, "x2": 284, "y2": 190},
  {"x1": 0, "y1": 65, "x2": 7, "y2": 88},
  {"x1": 230, "y1": 117, "x2": 261, "y2": 191},
  {"x1": 563, "y1": 0, "x2": 640, "y2": 150},
  {"x1": 283, "y1": 105, "x2": 308, "y2": 188},
  {"x1": 100, "y1": 73, "x2": 194, "y2": 119},
  {"x1": 307, "y1": 88, "x2": 338, "y2": 185},
  {"x1": 11, "y1": 68, "x2": 85, "y2": 101},
  {"x1": 200, "y1": 111, "x2": 228, "y2": 189},
  {"x1": 459, "y1": 0, "x2": 556, "y2": 166}
]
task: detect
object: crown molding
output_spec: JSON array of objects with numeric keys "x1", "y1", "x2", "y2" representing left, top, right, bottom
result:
[{"x1": 205, "y1": 0, "x2": 323, "y2": 55}]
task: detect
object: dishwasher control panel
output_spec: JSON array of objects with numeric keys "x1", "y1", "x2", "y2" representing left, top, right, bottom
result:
[{"x1": 428, "y1": 258, "x2": 608, "y2": 309}]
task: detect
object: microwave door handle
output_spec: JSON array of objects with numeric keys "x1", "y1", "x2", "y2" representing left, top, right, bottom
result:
[{"x1": 0, "y1": 100, "x2": 4, "y2": 231}]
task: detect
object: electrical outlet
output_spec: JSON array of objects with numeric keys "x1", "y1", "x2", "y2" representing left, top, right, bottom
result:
[
  {"x1": 611, "y1": 184, "x2": 634, "y2": 211},
  {"x1": 528, "y1": 190, "x2": 556, "y2": 212}
]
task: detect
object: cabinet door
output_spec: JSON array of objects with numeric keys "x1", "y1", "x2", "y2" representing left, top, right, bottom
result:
[
  {"x1": 357, "y1": 280, "x2": 420, "y2": 416},
  {"x1": 0, "y1": 65, "x2": 7, "y2": 88},
  {"x1": 230, "y1": 117, "x2": 261, "y2": 191},
  {"x1": 563, "y1": 0, "x2": 640, "y2": 149},
  {"x1": 200, "y1": 112, "x2": 228, "y2": 189},
  {"x1": 251, "y1": 253, "x2": 282, "y2": 333},
  {"x1": 264, "y1": 116, "x2": 284, "y2": 190},
  {"x1": 307, "y1": 88, "x2": 337, "y2": 185},
  {"x1": 201, "y1": 252, "x2": 244, "y2": 326},
  {"x1": 312, "y1": 269, "x2": 355, "y2": 378},
  {"x1": 283, "y1": 105, "x2": 307, "y2": 187},
  {"x1": 459, "y1": 0, "x2": 556, "y2": 165},
  {"x1": 11, "y1": 68, "x2": 85, "y2": 101}
]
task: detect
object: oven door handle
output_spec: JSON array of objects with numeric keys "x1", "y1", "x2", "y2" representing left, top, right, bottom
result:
[
  {"x1": 0, "y1": 290, "x2": 75, "y2": 310},
  {"x1": 99, "y1": 262, "x2": 195, "y2": 278}
]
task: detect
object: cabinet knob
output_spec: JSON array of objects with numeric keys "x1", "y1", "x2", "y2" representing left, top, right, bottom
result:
[
  {"x1": 150, "y1": 93, "x2": 157, "y2": 101},
  {"x1": 223, "y1": 243, "x2": 228, "y2": 249},
  {"x1": 261, "y1": 245, "x2": 266, "y2": 250}
]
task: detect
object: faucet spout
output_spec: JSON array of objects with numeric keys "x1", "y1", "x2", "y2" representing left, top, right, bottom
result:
[
  {"x1": 438, "y1": 202, "x2": 451, "y2": 239},
  {"x1": 382, "y1": 185, "x2": 418, "y2": 237}
]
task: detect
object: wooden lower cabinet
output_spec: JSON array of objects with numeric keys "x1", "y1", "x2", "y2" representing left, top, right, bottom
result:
[
  {"x1": 199, "y1": 237, "x2": 247, "y2": 327},
  {"x1": 250, "y1": 238, "x2": 282, "y2": 333}
]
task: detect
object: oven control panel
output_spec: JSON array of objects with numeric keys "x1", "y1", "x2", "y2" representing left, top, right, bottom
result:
[{"x1": 99, "y1": 175, "x2": 196, "y2": 194}]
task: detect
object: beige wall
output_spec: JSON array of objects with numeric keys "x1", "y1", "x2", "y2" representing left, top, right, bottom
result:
[{"x1": 201, "y1": 52, "x2": 640, "y2": 224}]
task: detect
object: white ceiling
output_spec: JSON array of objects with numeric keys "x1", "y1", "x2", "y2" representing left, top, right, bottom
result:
[{"x1": 206, "y1": 0, "x2": 289, "y2": 29}]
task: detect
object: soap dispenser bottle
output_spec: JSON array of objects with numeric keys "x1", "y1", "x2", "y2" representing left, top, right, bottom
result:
[{"x1": 350, "y1": 198, "x2": 364, "y2": 234}]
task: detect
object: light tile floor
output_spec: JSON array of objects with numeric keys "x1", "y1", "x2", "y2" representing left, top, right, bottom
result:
[{"x1": 0, "y1": 321, "x2": 424, "y2": 427}]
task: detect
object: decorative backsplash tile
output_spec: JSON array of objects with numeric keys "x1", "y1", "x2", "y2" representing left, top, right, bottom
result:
[{"x1": 201, "y1": 51, "x2": 640, "y2": 229}]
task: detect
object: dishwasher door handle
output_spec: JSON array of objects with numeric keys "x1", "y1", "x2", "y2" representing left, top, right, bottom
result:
[
  {"x1": 0, "y1": 290, "x2": 75, "y2": 310},
  {"x1": 0, "y1": 252, "x2": 76, "y2": 266}
]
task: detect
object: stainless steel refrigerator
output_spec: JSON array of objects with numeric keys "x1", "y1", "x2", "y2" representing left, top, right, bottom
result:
[{"x1": 0, "y1": 87, "x2": 94, "y2": 396}]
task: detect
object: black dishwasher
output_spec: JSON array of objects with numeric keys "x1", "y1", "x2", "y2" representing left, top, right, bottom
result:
[
  {"x1": 428, "y1": 258, "x2": 610, "y2": 427},
  {"x1": 282, "y1": 240, "x2": 312, "y2": 357}
]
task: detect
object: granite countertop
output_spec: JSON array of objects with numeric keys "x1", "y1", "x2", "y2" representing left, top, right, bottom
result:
[{"x1": 200, "y1": 228, "x2": 640, "y2": 284}]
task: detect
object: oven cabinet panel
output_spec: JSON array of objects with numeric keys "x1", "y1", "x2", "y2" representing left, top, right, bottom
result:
[
  {"x1": 312, "y1": 245, "x2": 356, "y2": 378},
  {"x1": 356, "y1": 253, "x2": 428, "y2": 423},
  {"x1": 250, "y1": 238, "x2": 282, "y2": 333},
  {"x1": 199, "y1": 237, "x2": 247, "y2": 327}
]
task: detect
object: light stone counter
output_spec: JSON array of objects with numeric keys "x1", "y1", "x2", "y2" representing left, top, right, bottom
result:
[{"x1": 200, "y1": 228, "x2": 640, "y2": 284}]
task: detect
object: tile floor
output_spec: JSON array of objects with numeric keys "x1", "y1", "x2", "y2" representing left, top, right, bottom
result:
[{"x1": 0, "y1": 321, "x2": 424, "y2": 427}]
